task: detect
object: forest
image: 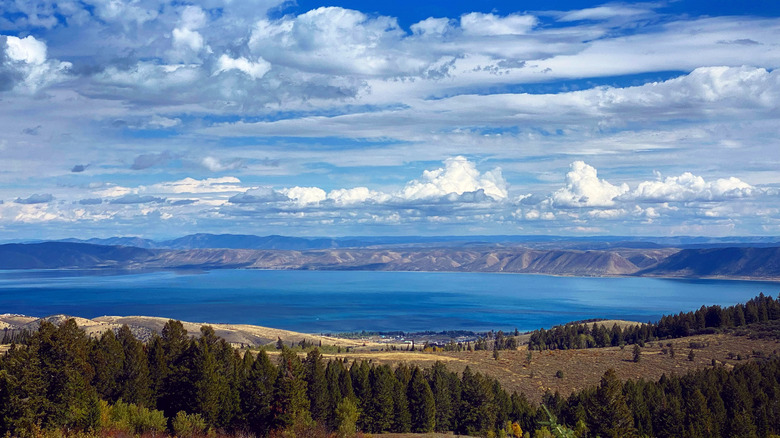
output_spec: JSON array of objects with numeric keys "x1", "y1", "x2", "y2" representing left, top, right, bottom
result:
[
  {"x1": 1, "y1": 297, "x2": 780, "y2": 437},
  {"x1": 528, "y1": 293, "x2": 780, "y2": 351}
]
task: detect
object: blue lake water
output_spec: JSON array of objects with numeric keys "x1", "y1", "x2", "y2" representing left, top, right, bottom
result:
[{"x1": 0, "y1": 269, "x2": 777, "y2": 333}]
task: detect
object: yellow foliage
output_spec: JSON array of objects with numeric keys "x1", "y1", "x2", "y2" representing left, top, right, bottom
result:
[{"x1": 512, "y1": 422, "x2": 524, "y2": 437}]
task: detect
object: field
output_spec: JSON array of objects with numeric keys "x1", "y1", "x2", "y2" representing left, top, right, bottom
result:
[{"x1": 296, "y1": 332, "x2": 780, "y2": 401}]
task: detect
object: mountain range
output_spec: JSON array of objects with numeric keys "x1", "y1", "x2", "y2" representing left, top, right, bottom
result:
[{"x1": 0, "y1": 234, "x2": 778, "y2": 280}]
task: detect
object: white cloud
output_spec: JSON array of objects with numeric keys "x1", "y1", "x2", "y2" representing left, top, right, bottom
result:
[
  {"x1": 172, "y1": 27, "x2": 205, "y2": 52},
  {"x1": 552, "y1": 161, "x2": 629, "y2": 208},
  {"x1": 410, "y1": 17, "x2": 453, "y2": 36},
  {"x1": 14, "y1": 205, "x2": 59, "y2": 223},
  {"x1": 327, "y1": 187, "x2": 389, "y2": 205},
  {"x1": 280, "y1": 186, "x2": 327, "y2": 206},
  {"x1": 628, "y1": 172, "x2": 754, "y2": 202},
  {"x1": 215, "y1": 54, "x2": 271, "y2": 79},
  {"x1": 248, "y1": 7, "x2": 425, "y2": 77},
  {"x1": 149, "y1": 177, "x2": 245, "y2": 194},
  {"x1": 459, "y1": 13, "x2": 537, "y2": 35},
  {"x1": 558, "y1": 5, "x2": 652, "y2": 22},
  {"x1": 399, "y1": 156, "x2": 508, "y2": 201},
  {"x1": 1, "y1": 34, "x2": 71, "y2": 92},
  {"x1": 5, "y1": 35, "x2": 47, "y2": 64}
]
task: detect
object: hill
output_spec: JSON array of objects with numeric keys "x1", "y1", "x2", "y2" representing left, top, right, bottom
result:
[
  {"x1": 0, "y1": 313, "x2": 370, "y2": 349},
  {"x1": 639, "y1": 246, "x2": 780, "y2": 279},
  {"x1": 1, "y1": 241, "x2": 779, "y2": 280}
]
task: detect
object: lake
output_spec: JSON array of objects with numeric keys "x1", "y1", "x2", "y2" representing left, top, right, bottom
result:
[{"x1": 0, "y1": 269, "x2": 777, "y2": 333}]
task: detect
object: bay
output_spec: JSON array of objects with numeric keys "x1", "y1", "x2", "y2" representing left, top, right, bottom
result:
[{"x1": 0, "y1": 269, "x2": 777, "y2": 333}]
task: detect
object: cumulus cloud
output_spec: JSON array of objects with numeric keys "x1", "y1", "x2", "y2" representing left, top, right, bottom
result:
[
  {"x1": 627, "y1": 172, "x2": 755, "y2": 202},
  {"x1": 215, "y1": 55, "x2": 271, "y2": 79},
  {"x1": 248, "y1": 7, "x2": 425, "y2": 77},
  {"x1": 327, "y1": 187, "x2": 390, "y2": 205},
  {"x1": 1, "y1": 34, "x2": 70, "y2": 92},
  {"x1": 400, "y1": 156, "x2": 507, "y2": 201},
  {"x1": 279, "y1": 186, "x2": 327, "y2": 206},
  {"x1": 459, "y1": 13, "x2": 537, "y2": 35},
  {"x1": 410, "y1": 17, "x2": 453, "y2": 37},
  {"x1": 551, "y1": 161, "x2": 628, "y2": 208},
  {"x1": 229, "y1": 187, "x2": 287, "y2": 204}
]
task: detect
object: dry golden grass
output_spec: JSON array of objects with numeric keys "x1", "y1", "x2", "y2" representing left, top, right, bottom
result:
[{"x1": 316, "y1": 333, "x2": 780, "y2": 402}]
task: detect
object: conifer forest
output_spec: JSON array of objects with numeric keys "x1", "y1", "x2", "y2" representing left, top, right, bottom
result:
[{"x1": 2, "y1": 296, "x2": 780, "y2": 437}]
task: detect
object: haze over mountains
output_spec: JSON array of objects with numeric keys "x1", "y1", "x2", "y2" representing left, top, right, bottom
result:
[{"x1": 0, "y1": 234, "x2": 778, "y2": 280}]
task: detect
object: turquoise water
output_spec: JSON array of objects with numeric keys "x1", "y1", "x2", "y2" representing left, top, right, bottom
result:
[{"x1": 0, "y1": 269, "x2": 777, "y2": 333}]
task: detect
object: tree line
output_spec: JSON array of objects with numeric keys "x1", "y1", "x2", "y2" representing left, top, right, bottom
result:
[
  {"x1": 528, "y1": 293, "x2": 780, "y2": 351},
  {"x1": 0, "y1": 318, "x2": 537, "y2": 437},
  {"x1": 3, "y1": 314, "x2": 780, "y2": 437},
  {"x1": 543, "y1": 352, "x2": 780, "y2": 437}
]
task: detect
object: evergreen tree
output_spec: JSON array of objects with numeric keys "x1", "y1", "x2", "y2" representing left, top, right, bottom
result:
[
  {"x1": 304, "y1": 348, "x2": 328, "y2": 424},
  {"x1": 37, "y1": 319, "x2": 98, "y2": 430},
  {"x1": 429, "y1": 361, "x2": 455, "y2": 432},
  {"x1": 91, "y1": 329, "x2": 124, "y2": 401},
  {"x1": 457, "y1": 366, "x2": 496, "y2": 435},
  {"x1": 408, "y1": 366, "x2": 435, "y2": 433},
  {"x1": 240, "y1": 350, "x2": 277, "y2": 436},
  {"x1": 366, "y1": 364, "x2": 395, "y2": 432},
  {"x1": 335, "y1": 397, "x2": 359, "y2": 438},
  {"x1": 156, "y1": 320, "x2": 192, "y2": 418},
  {"x1": 392, "y1": 370, "x2": 411, "y2": 433},
  {"x1": 272, "y1": 346, "x2": 311, "y2": 430},
  {"x1": 0, "y1": 343, "x2": 47, "y2": 435},
  {"x1": 350, "y1": 360, "x2": 371, "y2": 431},
  {"x1": 116, "y1": 325, "x2": 152, "y2": 407},
  {"x1": 586, "y1": 369, "x2": 638, "y2": 438}
]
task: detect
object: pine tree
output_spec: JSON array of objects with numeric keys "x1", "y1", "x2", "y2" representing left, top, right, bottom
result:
[
  {"x1": 324, "y1": 359, "x2": 345, "y2": 429},
  {"x1": 0, "y1": 343, "x2": 47, "y2": 435},
  {"x1": 392, "y1": 370, "x2": 411, "y2": 433},
  {"x1": 350, "y1": 360, "x2": 371, "y2": 431},
  {"x1": 586, "y1": 369, "x2": 638, "y2": 437},
  {"x1": 116, "y1": 325, "x2": 152, "y2": 407},
  {"x1": 272, "y1": 346, "x2": 311, "y2": 430},
  {"x1": 408, "y1": 366, "x2": 435, "y2": 433},
  {"x1": 241, "y1": 350, "x2": 277, "y2": 436},
  {"x1": 429, "y1": 361, "x2": 455, "y2": 432},
  {"x1": 367, "y1": 364, "x2": 395, "y2": 432},
  {"x1": 457, "y1": 366, "x2": 496, "y2": 436},
  {"x1": 304, "y1": 348, "x2": 328, "y2": 423},
  {"x1": 335, "y1": 397, "x2": 359, "y2": 438},
  {"x1": 157, "y1": 320, "x2": 192, "y2": 418},
  {"x1": 91, "y1": 329, "x2": 124, "y2": 401}
]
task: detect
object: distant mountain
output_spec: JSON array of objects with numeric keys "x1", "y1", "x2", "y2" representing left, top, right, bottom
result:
[
  {"x1": 0, "y1": 242, "x2": 157, "y2": 269},
  {"x1": 51, "y1": 233, "x2": 780, "y2": 251},
  {"x1": 639, "y1": 247, "x2": 780, "y2": 279},
  {"x1": 59, "y1": 237, "x2": 158, "y2": 248},
  {"x1": 158, "y1": 233, "x2": 341, "y2": 250},
  {"x1": 3, "y1": 240, "x2": 779, "y2": 280}
]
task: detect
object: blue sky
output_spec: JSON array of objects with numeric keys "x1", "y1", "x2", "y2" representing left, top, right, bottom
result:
[{"x1": 0, "y1": 0, "x2": 779, "y2": 239}]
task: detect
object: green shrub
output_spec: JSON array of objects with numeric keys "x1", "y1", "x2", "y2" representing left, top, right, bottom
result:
[{"x1": 172, "y1": 411, "x2": 208, "y2": 438}]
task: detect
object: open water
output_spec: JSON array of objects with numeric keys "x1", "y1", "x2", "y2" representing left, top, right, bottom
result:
[{"x1": 0, "y1": 269, "x2": 777, "y2": 333}]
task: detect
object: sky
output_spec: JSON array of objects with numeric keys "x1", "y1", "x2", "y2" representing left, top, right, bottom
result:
[{"x1": 1, "y1": 0, "x2": 779, "y2": 240}]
